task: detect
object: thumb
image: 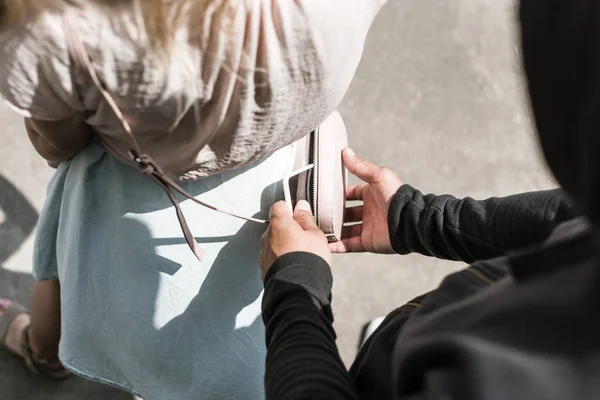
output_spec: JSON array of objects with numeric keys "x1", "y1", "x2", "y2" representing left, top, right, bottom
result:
[
  {"x1": 294, "y1": 200, "x2": 319, "y2": 232},
  {"x1": 270, "y1": 200, "x2": 293, "y2": 222},
  {"x1": 343, "y1": 148, "x2": 381, "y2": 184}
]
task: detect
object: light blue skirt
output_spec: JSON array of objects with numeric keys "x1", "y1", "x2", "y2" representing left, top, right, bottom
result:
[{"x1": 33, "y1": 140, "x2": 295, "y2": 400}]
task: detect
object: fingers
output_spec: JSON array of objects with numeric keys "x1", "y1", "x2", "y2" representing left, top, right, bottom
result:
[
  {"x1": 342, "y1": 223, "x2": 363, "y2": 239},
  {"x1": 343, "y1": 148, "x2": 383, "y2": 184},
  {"x1": 329, "y1": 223, "x2": 364, "y2": 253},
  {"x1": 346, "y1": 184, "x2": 366, "y2": 201},
  {"x1": 344, "y1": 205, "x2": 363, "y2": 223},
  {"x1": 329, "y1": 237, "x2": 365, "y2": 254},
  {"x1": 293, "y1": 200, "x2": 320, "y2": 232}
]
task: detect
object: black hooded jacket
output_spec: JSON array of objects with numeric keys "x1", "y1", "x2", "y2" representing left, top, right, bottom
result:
[{"x1": 261, "y1": 1, "x2": 600, "y2": 399}]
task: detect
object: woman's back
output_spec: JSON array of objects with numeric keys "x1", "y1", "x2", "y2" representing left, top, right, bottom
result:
[{"x1": 1, "y1": 0, "x2": 385, "y2": 178}]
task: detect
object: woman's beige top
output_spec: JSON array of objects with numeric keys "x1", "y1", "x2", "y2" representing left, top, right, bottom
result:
[{"x1": 0, "y1": 0, "x2": 386, "y2": 180}]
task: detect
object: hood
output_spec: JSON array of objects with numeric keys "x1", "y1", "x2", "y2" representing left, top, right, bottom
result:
[{"x1": 520, "y1": 0, "x2": 600, "y2": 226}]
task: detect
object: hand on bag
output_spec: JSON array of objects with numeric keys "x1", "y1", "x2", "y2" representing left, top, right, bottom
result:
[
  {"x1": 260, "y1": 200, "x2": 332, "y2": 280},
  {"x1": 329, "y1": 149, "x2": 404, "y2": 254}
]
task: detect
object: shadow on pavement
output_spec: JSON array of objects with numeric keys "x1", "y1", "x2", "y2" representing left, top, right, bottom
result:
[{"x1": 0, "y1": 174, "x2": 133, "y2": 400}]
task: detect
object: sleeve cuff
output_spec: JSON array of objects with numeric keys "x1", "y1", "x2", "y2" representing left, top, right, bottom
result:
[
  {"x1": 387, "y1": 184, "x2": 418, "y2": 254},
  {"x1": 265, "y1": 252, "x2": 333, "y2": 296},
  {"x1": 262, "y1": 252, "x2": 333, "y2": 322}
]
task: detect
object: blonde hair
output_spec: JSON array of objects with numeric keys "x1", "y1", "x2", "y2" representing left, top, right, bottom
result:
[{"x1": 1, "y1": 0, "x2": 237, "y2": 53}]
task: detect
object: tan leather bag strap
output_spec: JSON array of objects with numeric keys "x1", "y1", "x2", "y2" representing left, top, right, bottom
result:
[{"x1": 63, "y1": 15, "x2": 268, "y2": 262}]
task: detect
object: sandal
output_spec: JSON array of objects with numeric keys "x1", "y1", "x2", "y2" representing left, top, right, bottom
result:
[{"x1": 0, "y1": 301, "x2": 71, "y2": 381}]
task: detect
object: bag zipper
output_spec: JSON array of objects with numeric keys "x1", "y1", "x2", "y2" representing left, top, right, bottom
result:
[{"x1": 307, "y1": 131, "x2": 318, "y2": 219}]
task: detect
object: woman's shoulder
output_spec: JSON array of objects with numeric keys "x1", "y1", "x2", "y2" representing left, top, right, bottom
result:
[{"x1": 0, "y1": 11, "x2": 78, "y2": 120}]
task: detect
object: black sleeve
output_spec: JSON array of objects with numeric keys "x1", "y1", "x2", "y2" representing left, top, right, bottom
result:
[
  {"x1": 262, "y1": 252, "x2": 359, "y2": 400},
  {"x1": 388, "y1": 186, "x2": 578, "y2": 263}
]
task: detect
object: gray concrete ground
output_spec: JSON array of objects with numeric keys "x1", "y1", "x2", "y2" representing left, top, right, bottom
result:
[{"x1": 0, "y1": 0, "x2": 554, "y2": 398}]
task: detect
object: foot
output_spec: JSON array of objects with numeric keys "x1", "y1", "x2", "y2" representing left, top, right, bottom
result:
[
  {"x1": 0, "y1": 299, "x2": 65, "y2": 372},
  {"x1": 0, "y1": 299, "x2": 29, "y2": 357}
]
